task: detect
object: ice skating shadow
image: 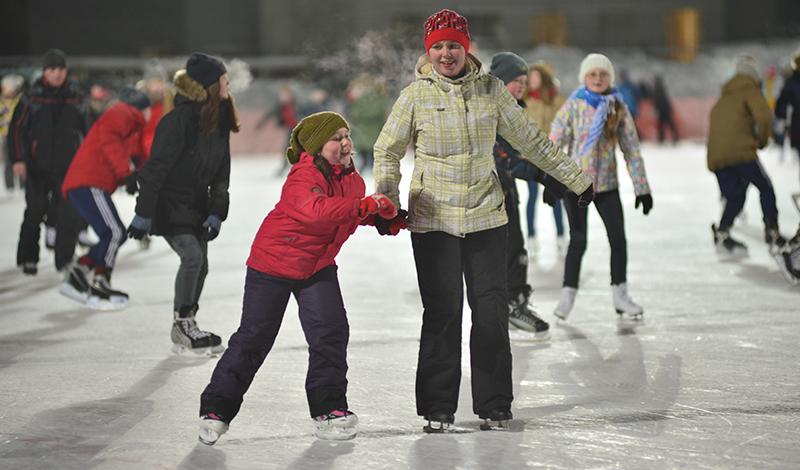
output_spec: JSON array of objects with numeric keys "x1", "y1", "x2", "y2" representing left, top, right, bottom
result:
[
  {"x1": 0, "y1": 266, "x2": 62, "y2": 304},
  {"x1": 520, "y1": 323, "x2": 682, "y2": 437},
  {"x1": 177, "y1": 443, "x2": 228, "y2": 470},
  {"x1": 0, "y1": 308, "x2": 97, "y2": 371},
  {"x1": 734, "y1": 261, "x2": 796, "y2": 292},
  {"x1": 409, "y1": 434, "x2": 464, "y2": 469},
  {"x1": 286, "y1": 440, "x2": 354, "y2": 470},
  {"x1": 0, "y1": 356, "x2": 209, "y2": 470}
]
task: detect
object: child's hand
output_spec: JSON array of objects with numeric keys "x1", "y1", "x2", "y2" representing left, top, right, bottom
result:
[
  {"x1": 375, "y1": 209, "x2": 409, "y2": 236},
  {"x1": 635, "y1": 194, "x2": 653, "y2": 215},
  {"x1": 359, "y1": 193, "x2": 397, "y2": 219}
]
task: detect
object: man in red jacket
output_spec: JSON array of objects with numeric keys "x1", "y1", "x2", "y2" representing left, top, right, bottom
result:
[{"x1": 60, "y1": 87, "x2": 150, "y2": 309}]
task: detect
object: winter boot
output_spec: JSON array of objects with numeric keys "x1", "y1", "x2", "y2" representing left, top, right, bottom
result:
[
  {"x1": 58, "y1": 260, "x2": 92, "y2": 303},
  {"x1": 198, "y1": 412, "x2": 230, "y2": 446},
  {"x1": 712, "y1": 224, "x2": 748, "y2": 259},
  {"x1": 553, "y1": 287, "x2": 578, "y2": 321},
  {"x1": 86, "y1": 270, "x2": 129, "y2": 310},
  {"x1": 508, "y1": 290, "x2": 550, "y2": 339},
  {"x1": 479, "y1": 409, "x2": 513, "y2": 431},
  {"x1": 612, "y1": 283, "x2": 643, "y2": 320},
  {"x1": 171, "y1": 305, "x2": 224, "y2": 356},
  {"x1": 423, "y1": 412, "x2": 455, "y2": 433},
  {"x1": 313, "y1": 409, "x2": 358, "y2": 440}
]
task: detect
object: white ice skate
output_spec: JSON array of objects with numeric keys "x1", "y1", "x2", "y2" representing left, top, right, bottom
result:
[
  {"x1": 198, "y1": 413, "x2": 229, "y2": 445},
  {"x1": 553, "y1": 287, "x2": 577, "y2": 321},
  {"x1": 313, "y1": 410, "x2": 358, "y2": 440},
  {"x1": 612, "y1": 283, "x2": 643, "y2": 320}
]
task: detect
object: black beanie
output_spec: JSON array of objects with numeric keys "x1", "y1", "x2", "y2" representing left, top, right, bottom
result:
[
  {"x1": 489, "y1": 52, "x2": 528, "y2": 85},
  {"x1": 118, "y1": 87, "x2": 151, "y2": 110},
  {"x1": 186, "y1": 52, "x2": 226, "y2": 88},
  {"x1": 42, "y1": 48, "x2": 67, "y2": 69}
]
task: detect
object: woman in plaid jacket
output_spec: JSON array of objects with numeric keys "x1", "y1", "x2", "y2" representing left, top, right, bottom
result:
[{"x1": 373, "y1": 9, "x2": 593, "y2": 431}]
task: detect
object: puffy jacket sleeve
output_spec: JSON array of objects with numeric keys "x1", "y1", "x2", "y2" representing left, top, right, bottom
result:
[
  {"x1": 208, "y1": 135, "x2": 231, "y2": 220},
  {"x1": 100, "y1": 108, "x2": 140, "y2": 184},
  {"x1": 135, "y1": 111, "x2": 186, "y2": 218},
  {"x1": 278, "y1": 167, "x2": 361, "y2": 225},
  {"x1": 775, "y1": 80, "x2": 792, "y2": 121},
  {"x1": 616, "y1": 104, "x2": 651, "y2": 196},
  {"x1": 373, "y1": 85, "x2": 415, "y2": 208},
  {"x1": 549, "y1": 98, "x2": 574, "y2": 151},
  {"x1": 495, "y1": 82, "x2": 591, "y2": 194},
  {"x1": 7, "y1": 95, "x2": 31, "y2": 164},
  {"x1": 746, "y1": 89, "x2": 772, "y2": 149}
]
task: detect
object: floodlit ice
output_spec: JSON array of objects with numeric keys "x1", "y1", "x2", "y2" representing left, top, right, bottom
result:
[{"x1": 0, "y1": 143, "x2": 798, "y2": 469}]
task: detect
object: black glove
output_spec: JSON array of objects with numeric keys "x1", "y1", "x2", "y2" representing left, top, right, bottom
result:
[
  {"x1": 577, "y1": 185, "x2": 594, "y2": 208},
  {"x1": 375, "y1": 209, "x2": 408, "y2": 236},
  {"x1": 635, "y1": 194, "x2": 653, "y2": 215},
  {"x1": 202, "y1": 215, "x2": 222, "y2": 241},
  {"x1": 541, "y1": 176, "x2": 567, "y2": 207},
  {"x1": 127, "y1": 214, "x2": 152, "y2": 240},
  {"x1": 124, "y1": 172, "x2": 138, "y2": 195},
  {"x1": 543, "y1": 188, "x2": 560, "y2": 207}
]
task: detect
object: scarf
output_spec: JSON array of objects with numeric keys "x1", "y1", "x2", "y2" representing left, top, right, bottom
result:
[{"x1": 571, "y1": 86, "x2": 624, "y2": 156}]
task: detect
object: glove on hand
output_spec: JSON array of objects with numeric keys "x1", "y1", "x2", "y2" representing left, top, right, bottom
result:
[
  {"x1": 375, "y1": 209, "x2": 409, "y2": 236},
  {"x1": 635, "y1": 194, "x2": 653, "y2": 215},
  {"x1": 359, "y1": 193, "x2": 397, "y2": 219},
  {"x1": 124, "y1": 172, "x2": 138, "y2": 195},
  {"x1": 202, "y1": 215, "x2": 223, "y2": 241},
  {"x1": 127, "y1": 214, "x2": 152, "y2": 240},
  {"x1": 577, "y1": 185, "x2": 594, "y2": 208}
]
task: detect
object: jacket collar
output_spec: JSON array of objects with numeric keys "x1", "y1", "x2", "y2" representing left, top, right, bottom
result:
[{"x1": 415, "y1": 53, "x2": 482, "y2": 91}]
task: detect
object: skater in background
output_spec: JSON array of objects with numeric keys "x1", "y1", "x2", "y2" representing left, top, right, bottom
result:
[
  {"x1": 127, "y1": 52, "x2": 238, "y2": 356},
  {"x1": 199, "y1": 112, "x2": 400, "y2": 443},
  {"x1": 8, "y1": 49, "x2": 87, "y2": 276},
  {"x1": 549, "y1": 53, "x2": 653, "y2": 321},
  {"x1": 524, "y1": 61, "x2": 567, "y2": 255},
  {"x1": 775, "y1": 48, "x2": 800, "y2": 189},
  {"x1": 374, "y1": 9, "x2": 592, "y2": 432},
  {"x1": 257, "y1": 85, "x2": 298, "y2": 177},
  {"x1": 1, "y1": 74, "x2": 25, "y2": 193},
  {"x1": 60, "y1": 87, "x2": 150, "y2": 310},
  {"x1": 616, "y1": 69, "x2": 642, "y2": 137},
  {"x1": 345, "y1": 74, "x2": 388, "y2": 174},
  {"x1": 708, "y1": 55, "x2": 786, "y2": 257},
  {"x1": 86, "y1": 84, "x2": 112, "y2": 126},
  {"x1": 651, "y1": 75, "x2": 679, "y2": 144}
]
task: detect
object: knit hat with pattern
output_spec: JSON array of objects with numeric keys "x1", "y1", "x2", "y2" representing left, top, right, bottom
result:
[{"x1": 423, "y1": 9, "x2": 470, "y2": 52}]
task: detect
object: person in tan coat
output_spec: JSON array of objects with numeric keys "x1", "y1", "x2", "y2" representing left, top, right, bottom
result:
[{"x1": 707, "y1": 55, "x2": 785, "y2": 257}]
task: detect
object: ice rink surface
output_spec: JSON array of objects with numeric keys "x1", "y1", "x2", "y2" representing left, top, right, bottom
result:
[{"x1": 0, "y1": 143, "x2": 798, "y2": 469}]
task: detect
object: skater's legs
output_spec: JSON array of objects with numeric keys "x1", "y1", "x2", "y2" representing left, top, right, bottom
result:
[
  {"x1": 165, "y1": 234, "x2": 208, "y2": 311},
  {"x1": 411, "y1": 231, "x2": 464, "y2": 417},
  {"x1": 67, "y1": 188, "x2": 127, "y2": 268},
  {"x1": 200, "y1": 267, "x2": 292, "y2": 421},
  {"x1": 594, "y1": 190, "x2": 628, "y2": 285},
  {"x1": 295, "y1": 265, "x2": 350, "y2": 417},
  {"x1": 743, "y1": 161, "x2": 779, "y2": 226},
  {"x1": 504, "y1": 190, "x2": 529, "y2": 298},
  {"x1": 526, "y1": 180, "x2": 538, "y2": 237},
  {"x1": 563, "y1": 193, "x2": 589, "y2": 288},
  {"x1": 462, "y1": 225, "x2": 513, "y2": 416},
  {"x1": 715, "y1": 166, "x2": 748, "y2": 230},
  {"x1": 553, "y1": 198, "x2": 565, "y2": 237},
  {"x1": 16, "y1": 170, "x2": 50, "y2": 266}
]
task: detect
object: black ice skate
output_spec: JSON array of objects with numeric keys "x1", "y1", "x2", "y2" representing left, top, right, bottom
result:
[
  {"x1": 198, "y1": 412, "x2": 230, "y2": 446},
  {"x1": 58, "y1": 262, "x2": 91, "y2": 303},
  {"x1": 86, "y1": 273, "x2": 129, "y2": 310},
  {"x1": 21, "y1": 262, "x2": 38, "y2": 276},
  {"x1": 313, "y1": 409, "x2": 358, "y2": 440},
  {"x1": 775, "y1": 231, "x2": 800, "y2": 286},
  {"x1": 171, "y1": 306, "x2": 224, "y2": 356},
  {"x1": 508, "y1": 292, "x2": 550, "y2": 339},
  {"x1": 765, "y1": 225, "x2": 787, "y2": 255},
  {"x1": 478, "y1": 409, "x2": 512, "y2": 431},
  {"x1": 423, "y1": 412, "x2": 455, "y2": 433},
  {"x1": 712, "y1": 224, "x2": 748, "y2": 259}
]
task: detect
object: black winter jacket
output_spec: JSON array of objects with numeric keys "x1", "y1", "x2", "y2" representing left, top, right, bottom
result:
[{"x1": 776, "y1": 71, "x2": 800, "y2": 146}]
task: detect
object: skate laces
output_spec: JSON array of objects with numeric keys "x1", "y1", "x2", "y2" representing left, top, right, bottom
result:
[{"x1": 177, "y1": 318, "x2": 211, "y2": 340}]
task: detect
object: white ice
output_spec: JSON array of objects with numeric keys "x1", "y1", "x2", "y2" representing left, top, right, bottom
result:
[{"x1": 0, "y1": 143, "x2": 798, "y2": 469}]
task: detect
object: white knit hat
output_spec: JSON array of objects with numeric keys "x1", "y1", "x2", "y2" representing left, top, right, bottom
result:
[{"x1": 578, "y1": 53, "x2": 615, "y2": 86}]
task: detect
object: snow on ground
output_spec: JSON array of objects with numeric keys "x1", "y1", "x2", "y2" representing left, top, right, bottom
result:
[{"x1": 0, "y1": 142, "x2": 798, "y2": 469}]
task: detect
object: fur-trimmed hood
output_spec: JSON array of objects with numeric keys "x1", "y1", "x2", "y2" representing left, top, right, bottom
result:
[{"x1": 173, "y1": 69, "x2": 208, "y2": 102}]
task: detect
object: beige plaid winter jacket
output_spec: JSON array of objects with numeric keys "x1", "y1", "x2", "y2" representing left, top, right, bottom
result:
[{"x1": 374, "y1": 55, "x2": 592, "y2": 236}]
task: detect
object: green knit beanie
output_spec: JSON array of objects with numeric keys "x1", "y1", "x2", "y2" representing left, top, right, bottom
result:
[{"x1": 286, "y1": 111, "x2": 350, "y2": 164}]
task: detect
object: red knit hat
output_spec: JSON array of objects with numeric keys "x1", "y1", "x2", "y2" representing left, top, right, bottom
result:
[{"x1": 423, "y1": 9, "x2": 470, "y2": 52}]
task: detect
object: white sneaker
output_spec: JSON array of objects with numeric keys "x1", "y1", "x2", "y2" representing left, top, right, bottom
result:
[
  {"x1": 612, "y1": 283, "x2": 643, "y2": 319},
  {"x1": 553, "y1": 287, "x2": 577, "y2": 321},
  {"x1": 313, "y1": 410, "x2": 358, "y2": 440}
]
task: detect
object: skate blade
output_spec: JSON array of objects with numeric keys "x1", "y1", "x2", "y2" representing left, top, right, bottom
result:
[
  {"x1": 479, "y1": 420, "x2": 511, "y2": 431},
  {"x1": 616, "y1": 310, "x2": 644, "y2": 323},
  {"x1": 198, "y1": 431, "x2": 221, "y2": 446},
  {"x1": 715, "y1": 246, "x2": 748, "y2": 260},
  {"x1": 172, "y1": 344, "x2": 225, "y2": 357},
  {"x1": 774, "y1": 253, "x2": 800, "y2": 286},
  {"x1": 86, "y1": 296, "x2": 128, "y2": 311},
  {"x1": 509, "y1": 328, "x2": 550, "y2": 341},
  {"x1": 314, "y1": 428, "x2": 357, "y2": 440},
  {"x1": 58, "y1": 284, "x2": 89, "y2": 303}
]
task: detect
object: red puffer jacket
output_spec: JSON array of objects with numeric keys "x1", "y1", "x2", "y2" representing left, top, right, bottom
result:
[
  {"x1": 247, "y1": 152, "x2": 369, "y2": 280},
  {"x1": 62, "y1": 102, "x2": 145, "y2": 196}
]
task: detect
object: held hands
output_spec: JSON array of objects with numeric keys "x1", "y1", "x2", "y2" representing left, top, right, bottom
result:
[
  {"x1": 202, "y1": 215, "x2": 223, "y2": 241},
  {"x1": 127, "y1": 214, "x2": 152, "y2": 240},
  {"x1": 359, "y1": 193, "x2": 397, "y2": 219},
  {"x1": 635, "y1": 194, "x2": 653, "y2": 215},
  {"x1": 124, "y1": 172, "x2": 138, "y2": 195},
  {"x1": 375, "y1": 209, "x2": 409, "y2": 236},
  {"x1": 577, "y1": 185, "x2": 594, "y2": 208}
]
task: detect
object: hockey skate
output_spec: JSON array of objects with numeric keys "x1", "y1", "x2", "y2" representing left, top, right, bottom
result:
[
  {"x1": 508, "y1": 291, "x2": 550, "y2": 340},
  {"x1": 313, "y1": 409, "x2": 358, "y2": 440},
  {"x1": 478, "y1": 409, "x2": 512, "y2": 431},
  {"x1": 171, "y1": 306, "x2": 225, "y2": 356},
  {"x1": 58, "y1": 262, "x2": 92, "y2": 303},
  {"x1": 21, "y1": 262, "x2": 37, "y2": 276},
  {"x1": 712, "y1": 224, "x2": 748, "y2": 260},
  {"x1": 612, "y1": 283, "x2": 644, "y2": 321},
  {"x1": 422, "y1": 412, "x2": 455, "y2": 434},
  {"x1": 553, "y1": 287, "x2": 578, "y2": 321},
  {"x1": 775, "y1": 230, "x2": 800, "y2": 286},
  {"x1": 198, "y1": 412, "x2": 229, "y2": 446},
  {"x1": 86, "y1": 273, "x2": 129, "y2": 311}
]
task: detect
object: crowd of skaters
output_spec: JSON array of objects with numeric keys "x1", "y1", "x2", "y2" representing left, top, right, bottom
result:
[{"x1": 1, "y1": 7, "x2": 799, "y2": 443}]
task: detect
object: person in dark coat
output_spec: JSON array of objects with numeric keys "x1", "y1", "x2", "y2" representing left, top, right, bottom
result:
[
  {"x1": 652, "y1": 75, "x2": 679, "y2": 144},
  {"x1": 198, "y1": 112, "x2": 401, "y2": 444},
  {"x1": 775, "y1": 48, "x2": 800, "y2": 188},
  {"x1": 127, "y1": 52, "x2": 239, "y2": 355},
  {"x1": 8, "y1": 49, "x2": 87, "y2": 276}
]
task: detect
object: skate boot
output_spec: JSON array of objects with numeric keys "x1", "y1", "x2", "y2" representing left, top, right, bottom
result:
[
  {"x1": 313, "y1": 409, "x2": 358, "y2": 440},
  {"x1": 776, "y1": 229, "x2": 800, "y2": 285},
  {"x1": 198, "y1": 412, "x2": 229, "y2": 446},
  {"x1": 553, "y1": 287, "x2": 578, "y2": 321},
  {"x1": 764, "y1": 225, "x2": 787, "y2": 255},
  {"x1": 508, "y1": 291, "x2": 550, "y2": 339},
  {"x1": 171, "y1": 305, "x2": 224, "y2": 356},
  {"x1": 86, "y1": 271, "x2": 129, "y2": 310},
  {"x1": 612, "y1": 283, "x2": 643, "y2": 321},
  {"x1": 58, "y1": 261, "x2": 92, "y2": 303},
  {"x1": 423, "y1": 412, "x2": 455, "y2": 433},
  {"x1": 21, "y1": 262, "x2": 38, "y2": 276},
  {"x1": 712, "y1": 224, "x2": 748, "y2": 259},
  {"x1": 479, "y1": 409, "x2": 512, "y2": 431}
]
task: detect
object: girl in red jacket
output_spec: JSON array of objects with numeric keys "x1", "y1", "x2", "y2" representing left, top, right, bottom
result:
[
  {"x1": 199, "y1": 112, "x2": 402, "y2": 443},
  {"x1": 60, "y1": 88, "x2": 150, "y2": 310}
]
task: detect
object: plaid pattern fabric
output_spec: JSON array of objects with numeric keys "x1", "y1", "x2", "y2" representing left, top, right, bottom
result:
[
  {"x1": 550, "y1": 94, "x2": 651, "y2": 196},
  {"x1": 374, "y1": 55, "x2": 591, "y2": 236}
]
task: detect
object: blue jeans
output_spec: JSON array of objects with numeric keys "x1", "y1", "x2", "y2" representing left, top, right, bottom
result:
[{"x1": 526, "y1": 180, "x2": 564, "y2": 237}]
